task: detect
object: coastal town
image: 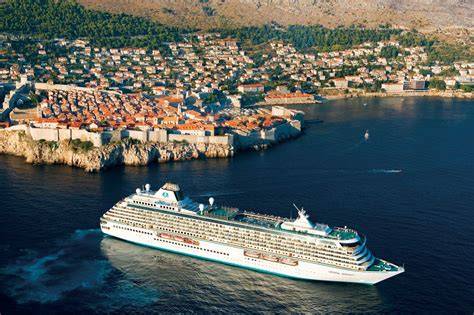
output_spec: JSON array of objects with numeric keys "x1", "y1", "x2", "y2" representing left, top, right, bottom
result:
[{"x1": 0, "y1": 31, "x2": 472, "y2": 169}]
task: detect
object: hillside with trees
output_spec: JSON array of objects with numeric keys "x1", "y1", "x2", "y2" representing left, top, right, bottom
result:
[{"x1": 0, "y1": 0, "x2": 472, "y2": 63}]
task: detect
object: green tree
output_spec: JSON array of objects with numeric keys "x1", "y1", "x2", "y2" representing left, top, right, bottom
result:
[
  {"x1": 380, "y1": 45, "x2": 400, "y2": 59},
  {"x1": 428, "y1": 79, "x2": 446, "y2": 91},
  {"x1": 460, "y1": 85, "x2": 473, "y2": 92}
]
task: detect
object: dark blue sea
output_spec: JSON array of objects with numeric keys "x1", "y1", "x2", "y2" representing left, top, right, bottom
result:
[{"x1": 1, "y1": 97, "x2": 474, "y2": 314}]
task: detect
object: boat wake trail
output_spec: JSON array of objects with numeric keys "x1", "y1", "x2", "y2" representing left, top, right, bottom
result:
[
  {"x1": 311, "y1": 169, "x2": 403, "y2": 175},
  {"x1": 369, "y1": 169, "x2": 403, "y2": 174},
  {"x1": 1, "y1": 229, "x2": 106, "y2": 304},
  {"x1": 71, "y1": 228, "x2": 101, "y2": 240},
  {"x1": 0, "y1": 229, "x2": 158, "y2": 309}
]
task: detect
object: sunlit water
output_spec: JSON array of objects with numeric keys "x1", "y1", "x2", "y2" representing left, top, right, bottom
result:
[{"x1": 1, "y1": 97, "x2": 473, "y2": 313}]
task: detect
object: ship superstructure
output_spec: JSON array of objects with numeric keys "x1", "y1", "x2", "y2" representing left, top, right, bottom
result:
[{"x1": 100, "y1": 182, "x2": 404, "y2": 284}]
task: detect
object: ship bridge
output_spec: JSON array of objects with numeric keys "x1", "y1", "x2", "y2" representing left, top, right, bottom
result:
[
  {"x1": 154, "y1": 182, "x2": 184, "y2": 203},
  {"x1": 280, "y1": 207, "x2": 332, "y2": 236}
]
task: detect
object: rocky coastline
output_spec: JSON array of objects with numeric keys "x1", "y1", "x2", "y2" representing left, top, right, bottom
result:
[
  {"x1": 0, "y1": 129, "x2": 300, "y2": 172},
  {"x1": 0, "y1": 130, "x2": 234, "y2": 172},
  {"x1": 321, "y1": 90, "x2": 473, "y2": 101}
]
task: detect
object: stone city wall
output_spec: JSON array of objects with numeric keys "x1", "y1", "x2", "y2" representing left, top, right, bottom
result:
[
  {"x1": 235, "y1": 120, "x2": 302, "y2": 149},
  {"x1": 147, "y1": 129, "x2": 168, "y2": 142},
  {"x1": 8, "y1": 125, "x2": 233, "y2": 147},
  {"x1": 29, "y1": 127, "x2": 59, "y2": 142},
  {"x1": 25, "y1": 127, "x2": 106, "y2": 147},
  {"x1": 167, "y1": 133, "x2": 233, "y2": 145}
]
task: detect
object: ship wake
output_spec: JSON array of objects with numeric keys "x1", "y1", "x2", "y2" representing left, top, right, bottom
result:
[
  {"x1": 0, "y1": 229, "x2": 158, "y2": 309},
  {"x1": 369, "y1": 169, "x2": 403, "y2": 174}
]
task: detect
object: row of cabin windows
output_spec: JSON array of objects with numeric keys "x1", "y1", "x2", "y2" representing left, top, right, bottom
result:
[
  {"x1": 159, "y1": 205, "x2": 176, "y2": 211},
  {"x1": 132, "y1": 202, "x2": 176, "y2": 212},
  {"x1": 155, "y1": 238, "x2": 230, "y2": 256},
  {"x1": 114, "y1": 225, "x2": 153, "y2": 235},
  {"x1": 134, "y1": 201, "x2": 156, "y2": 208},
  {"x1": 108, "y1": 212, "x2": 149, "y2": 225}
]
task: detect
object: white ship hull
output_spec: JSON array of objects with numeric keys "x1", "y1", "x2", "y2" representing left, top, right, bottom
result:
[{"x1": 101, "y1": 223, "x2": 403, "y2": 285}]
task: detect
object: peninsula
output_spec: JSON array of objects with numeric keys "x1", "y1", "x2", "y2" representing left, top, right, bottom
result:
[
  {"x1": 0, "y1": 0, "x2": 472, "y2": 171},
  {"x1": 0, "y1": 80, "x2": 303, "y2": 171}
]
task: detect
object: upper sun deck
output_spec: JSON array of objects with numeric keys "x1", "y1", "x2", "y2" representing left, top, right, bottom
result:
[
  {"x1": 367, "y1": 259, "x2": 401, "y2": 272},
  {"x1": 128, "y1": 183, "x2": 361, "y2": 243},
  {"x1": 203, "y1": 207, "x2": 360, "y2": 242},
  {"x1": 234, "y1": 212, "x2": 284, "y2": 229},
  {"x1": 329, "y1": 227, "x2": 359, "y2": 241},
  {"x1": 202, "y1": 206, "x2": 240, "y2": 219}
]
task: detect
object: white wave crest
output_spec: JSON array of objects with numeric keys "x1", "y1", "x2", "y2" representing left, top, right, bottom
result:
[{"x1": 369, "y1": 169, "x2": 403, "y2": 174}]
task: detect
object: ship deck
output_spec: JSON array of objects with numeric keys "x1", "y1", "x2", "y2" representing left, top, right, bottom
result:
[
  {"x1": 329, "y1": 228, "x2": 358, "y2": 240},
  {"x1": 234, "y1": 213, "x2": 280, "y2": 229},
  {"x1": 202, "y1": 207, "x2": 360, "y2": 241},
  {"x1": 202, "y1": 207, "x2": 240, "y2": 220},
  {"x1": 367, "y1": 259, "x2": 399, "y2": 272}
]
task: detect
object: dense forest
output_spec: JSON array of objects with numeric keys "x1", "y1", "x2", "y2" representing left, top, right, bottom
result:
[
  {"x1": 217, "y1": 24, "x2": 402, "y2": 52},
  {"x1": 0, "y1": 0, "x2": 400, "y2": 51},
  {"x1": 0, "y1": 0, "x2": 471, "y2": 63},
  {"x1": 0, "y1": 0, "x2": 184, "y2": 44}
]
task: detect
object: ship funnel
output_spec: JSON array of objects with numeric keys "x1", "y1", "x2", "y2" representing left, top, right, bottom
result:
[
  {"x1": 209, "y1": 197, "x2": 215, "y2": 207},
  {"x1": 145, "y1": 183, "x2": 151, "y2": 192},
  {"x1": 199, "y1": 204, "x2": 205, "y2": 214},
  {"x1": 136, "y1": 188, "x2": 141, "y2": 195}
]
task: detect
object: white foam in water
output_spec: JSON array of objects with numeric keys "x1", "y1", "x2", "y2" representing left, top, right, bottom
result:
[
  {"x1": 1, "y1": 229, "x2": 159, "y2": 309},
  {"x1": 71, "y1": 228, "x2": 101, "y2": 240},
  {"x1": 369, "y1": 169, "x2": 403, "y2": 174}
]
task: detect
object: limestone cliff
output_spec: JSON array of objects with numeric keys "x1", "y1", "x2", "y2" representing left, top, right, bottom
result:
[{"x1": 0, "y1": 131, "x2": 233, "y2": 172}]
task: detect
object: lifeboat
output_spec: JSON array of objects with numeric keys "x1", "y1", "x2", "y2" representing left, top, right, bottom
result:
[
  {"x1": 280, "y1": 258, "x2": 299, "y2": 266},
  {"x1": 173, "y1": 236, "x2": 185, "y2": 242},
  {"x1": 184, "y1": 238, "x2": 200, "y2": 246},
  {"x1": 244, "y1": 251, "x2": 261, "y2": 258},
  {"x1": 262, "y1": 254, "x2": 279, "y2": 262},
  {"x1": 159, "y1": 233, "x2": 172, "y2": 239}
]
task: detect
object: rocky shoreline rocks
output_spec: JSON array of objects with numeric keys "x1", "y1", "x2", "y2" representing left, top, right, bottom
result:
[
  {"x1": 321, "y1": 90, "x2": 473, "y2": 101},
  {"x1": 0, "y1": 130, "x2": 234, "y2": 172}
]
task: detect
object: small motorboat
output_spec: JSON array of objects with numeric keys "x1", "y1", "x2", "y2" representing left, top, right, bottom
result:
[{"x1": 364, "y1": 130, "x2": 370, "y2": 140}]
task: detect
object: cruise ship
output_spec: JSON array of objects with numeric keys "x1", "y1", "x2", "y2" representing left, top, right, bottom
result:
[{"x1": 100, "y1": 182, "x2": 404, "y2": 284}]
